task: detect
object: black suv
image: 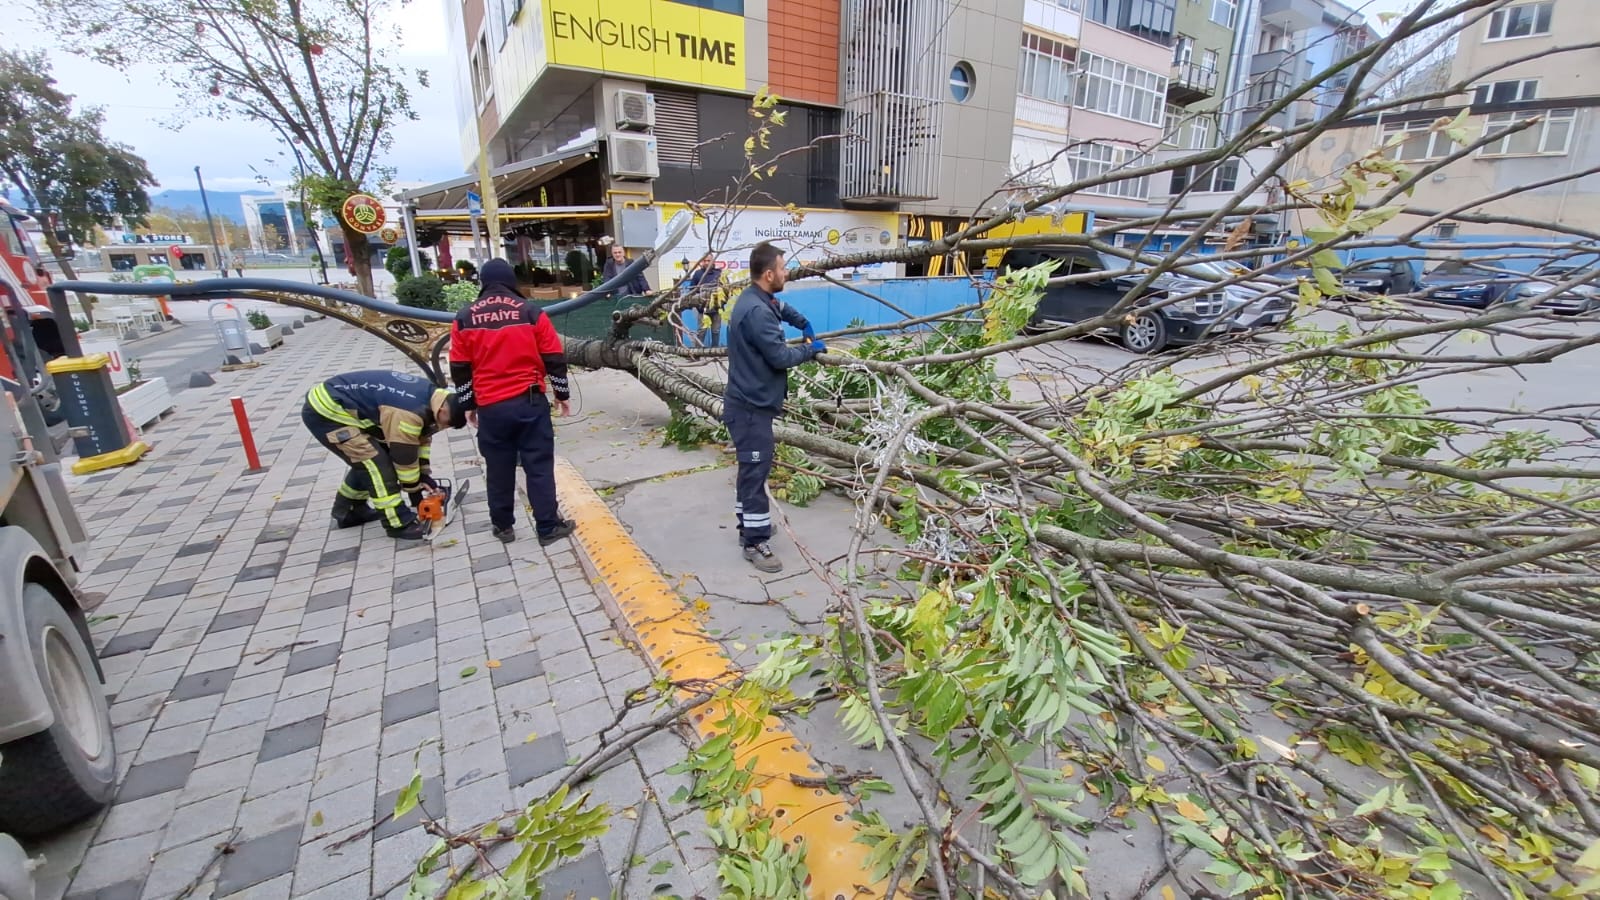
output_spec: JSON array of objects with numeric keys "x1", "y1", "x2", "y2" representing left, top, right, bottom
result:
[{"x1": 999, "y1": 247, "x2": 1260, "y2": 353}]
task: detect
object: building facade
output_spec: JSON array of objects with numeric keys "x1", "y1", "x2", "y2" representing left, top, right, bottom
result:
[
  {"x1": 1293, "y1": 0, "x2": 1600, "y2": 245},
  {"x1": 1234, "y1": 0, "x2": 1378, "y2": 133}
]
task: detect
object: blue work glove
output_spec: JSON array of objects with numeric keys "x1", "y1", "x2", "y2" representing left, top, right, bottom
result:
[
  {"x1": 802, "y1": 325, "x2": 816, "y2": 340},
  {"x1": 810, "y1": 338, "x2": 827, "y2": 355}
]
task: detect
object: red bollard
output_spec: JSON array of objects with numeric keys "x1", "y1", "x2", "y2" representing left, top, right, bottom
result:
[{"x1": 230, "y1": 396, "x2": 265, "y2": 472}]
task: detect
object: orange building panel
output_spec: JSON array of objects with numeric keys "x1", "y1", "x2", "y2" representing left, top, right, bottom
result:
[{"x1": 768, "y1": 0, "x2": 840, "y2": 106}]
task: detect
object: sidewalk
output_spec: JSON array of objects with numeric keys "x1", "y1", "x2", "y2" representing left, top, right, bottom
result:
[{"x1": 29, "y1": 321, "x2": 714, "y2": 899}]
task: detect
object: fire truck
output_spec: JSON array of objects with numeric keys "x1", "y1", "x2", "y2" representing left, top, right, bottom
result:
[{"x1": 0, "y1": 200, "x2": 116, "y2": 898}]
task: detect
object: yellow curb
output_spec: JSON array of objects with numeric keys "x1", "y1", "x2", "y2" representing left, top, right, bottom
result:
[
  {"x1": 555, "y1": 457, "x2": 884, "y2": 900},
  {"x1": 71, "y1": 441, "x2": 151, "y2": 475}
]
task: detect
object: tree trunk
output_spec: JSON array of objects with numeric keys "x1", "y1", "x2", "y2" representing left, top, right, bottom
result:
[{"x1": 339, "y1": 220, "x2": 375, "y2": 297}]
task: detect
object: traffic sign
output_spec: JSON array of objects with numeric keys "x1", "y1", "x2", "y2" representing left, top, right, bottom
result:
[{"x1": 466, "y1": 191, "x2": 482, "y2": 217}]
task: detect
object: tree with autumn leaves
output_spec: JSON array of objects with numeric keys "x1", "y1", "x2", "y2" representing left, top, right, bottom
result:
[{"x1": 35, "y1": 0, "x2": 426, "y2": 297}]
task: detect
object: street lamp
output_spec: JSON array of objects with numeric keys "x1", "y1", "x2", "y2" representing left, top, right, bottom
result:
[{"x1": 194, "y1": 165, "x2": 227, "y2": 278}]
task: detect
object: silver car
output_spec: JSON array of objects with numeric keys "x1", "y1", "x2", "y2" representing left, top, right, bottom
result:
[{"x1": 1511, "y1": 260, "x2": 1600, "y2": 314}]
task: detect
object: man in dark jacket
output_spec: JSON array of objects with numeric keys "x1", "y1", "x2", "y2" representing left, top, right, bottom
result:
[
  {"x1": 681, "y1": 253, "x2": 725, "y2": 347},
  {"x1": 302, "y1": 369, "x2": 466, "y2": 542},
  {"x1": 601, "y1": 243, "x2": 652, "y2": 297},
  {"x1": 449, "y1": 258, "x2": 576, "y2": 546},
  {"x1": 723, "y1": 242, "x2": 824, "y2": 572}
]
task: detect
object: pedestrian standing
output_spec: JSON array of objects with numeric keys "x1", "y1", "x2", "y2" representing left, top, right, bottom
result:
[
  {"x1": 601, "y1": 244, "x2": 652, "y2": 297},
  {"x1": 232, "y1": 252, "x2": 245, "y2": 278},
  {"x1": 449, "y1": 258, "x2": 575, "y2": 546},
  {"x1": 722, "y1": 242, "x2": 824, "y2": 572},
  {"x1": 682, "y1": 254, "x2": 724, "y2": 347}
]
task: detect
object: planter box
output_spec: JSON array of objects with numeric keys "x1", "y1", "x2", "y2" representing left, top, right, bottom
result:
[
  {"x1": 118, "y1": 377, "x2": 173, "y2": 428},
  {"x1": 248, "y1": 325, "x2": 285, "y2": 353}
]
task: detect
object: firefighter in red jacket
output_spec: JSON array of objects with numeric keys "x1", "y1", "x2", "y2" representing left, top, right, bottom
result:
[{"x1": 449, "y1": 258, "x2": 576, "y2": 545}]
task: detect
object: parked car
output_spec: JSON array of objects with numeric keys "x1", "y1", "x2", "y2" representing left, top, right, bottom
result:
[
  {"x1": 999, "y1": 247, "x2": 1291, "y2": 353},
  {"x1": 1343, "y1": 257, "x2": 1418, "y2": 295},
  {"x1": 1509, "y1": 259, "x2": 1600, "y2": 315},
  {"x1": 1419, "y1": 259, "x2": 1521, "y2": 308}
]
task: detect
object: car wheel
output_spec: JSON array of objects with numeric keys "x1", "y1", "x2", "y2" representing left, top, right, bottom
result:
[
  {"x1": 0, "y1": 583, "x2": 116, "y2": 837},
  {"x1": 1120, "y1": 312, "x2": 1168, "y2": 354}
]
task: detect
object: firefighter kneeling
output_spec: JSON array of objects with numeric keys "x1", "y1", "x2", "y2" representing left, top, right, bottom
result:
[{"x1": 301, "y1": 369, "x2": 467, "y2": 542}]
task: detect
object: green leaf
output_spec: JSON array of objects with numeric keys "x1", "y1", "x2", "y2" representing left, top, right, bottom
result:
[
  {"x1": 1314, "y1": 267, "x2": 1343, "y2": 297},
  {"x1": 459, "y1": 666, "x2": 477, "y2": 678},
  {"x1": 1351, "y1": 785, "x2": 1391, "y2": 817},
  {"x1": 309, "y1": 810, "x2": 323, "y2": 827},
  {"x1": 649, "y1": 859, "x2": 675, "y2": 874},
  {"x1": 1348, "y1": 205, "x2": 1404, "y2": 234},
  {"x1": 394, "y1": 772, "x2": 423, "y2": 819}
]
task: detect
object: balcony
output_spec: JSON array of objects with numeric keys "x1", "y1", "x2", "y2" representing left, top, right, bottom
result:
[
  {"x1": 1259, "y1": 0, "x2": 1321, "y2": 31},
  {"x1": 1167, "y1": 62, "x2": 1219, "y2": 104},
  {"x1": 1250, "y1": 48, "x2": 1290, "y2": 76}
]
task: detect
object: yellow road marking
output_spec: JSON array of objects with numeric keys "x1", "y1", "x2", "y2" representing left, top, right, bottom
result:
[{"x1": 555, "y1": 457, "x2": 883, "y2": 899}]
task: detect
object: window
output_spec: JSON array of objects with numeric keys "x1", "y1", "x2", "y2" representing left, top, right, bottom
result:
[
  {"x1": 1480, "y1": 108, "x2": 1575, "y2": 156},
  {"x1": 1019, "y1": 33, "x2": 1077, "y2": 104},
  {"x1": 1211, "y1": 0, "x2": 1236, "y2": 28},
  {"x1": 950, "y1": 62, "x2": 975, "y2": 103},
  {"x1": 1202, "y1": 49, "x2": 1219, "y2": 75},
  {"x1": 1163, "y1": 105, "x2": 1214, "y2": 149},
  {"x1": 469, "y1": 33, "x2": 493, "y2": 108},
  {"x1": 1486, "y1": 3, "x2": 1553, "y2": 40},
  {"x1": 1472, "y1": 79, "x2": 1538, "y2": 105},
  {"x1": 1068, "y1": 142, "x2": 1150, "y2": 199},
  {"x1": 1173, "y1": 36, "x2": 1192, "y2": 66},
  {"x1": 1169, "y1": 159, "x2": 1239, "y2": 194},
  {"x1": 1381, "y1": 121, "x2": 1454, "y2": 160},
  {"x1": 1073, "y1": 52, "x2": 1168, "y2": 125}
]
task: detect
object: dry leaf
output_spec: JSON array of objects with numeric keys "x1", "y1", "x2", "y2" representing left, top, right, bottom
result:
[
  {"x1": 1145, "y1": 754, "x2": 1166, "y2": 773},
  {"x1": 310, "y1": 810, "x2": 323, "y2": 827},
  {"x1": 622, "y1": 807, "x2": 639, "y2": 820},
  {"x1": 1175, "y1": 798, "x2": 1207, "y2": 822},
  {"x1": 486, "y1": 659, "x2": 502, "y2": 669},
  {"x1": 1161, "y1": 887, "x2": 1176, "y2": 900}
]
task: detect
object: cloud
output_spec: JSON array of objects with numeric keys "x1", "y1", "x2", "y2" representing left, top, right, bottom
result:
[{"x1": 6, "y1": 2, "x2": 465, "y2": 192}]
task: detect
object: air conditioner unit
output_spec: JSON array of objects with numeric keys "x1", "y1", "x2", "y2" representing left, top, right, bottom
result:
[
  {"x1": 608, "y1": 134, "x2": 660, "y2": 180},
  {"x1": 614, "y1": 89, "x2": 655, "y2": 131}
]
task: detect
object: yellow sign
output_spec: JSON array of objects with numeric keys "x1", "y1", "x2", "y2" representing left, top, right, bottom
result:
[
  {"x1": 979, "y1": 212, "x2": 1091, "y2": 268},
  {"x1": 545, "y1": 0, "x2": 746, "y2": 91}
]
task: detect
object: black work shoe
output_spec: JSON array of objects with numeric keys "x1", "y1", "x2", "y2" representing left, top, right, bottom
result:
[
  {"x1": 537, "y1": 520, "x2": 576, "y2": 547},
  {"x1": 387, "y1": 521, "x2": 428, "y2": 543},
  {"x1": 331, "y1": 498, "x2": 382, "y2": 529},
  {"x1": 492, "y1": 525, "x2": 516, "y2": 544},
  {"x1": 743, "y1": 542, "x2": 782, "y2": 573}
]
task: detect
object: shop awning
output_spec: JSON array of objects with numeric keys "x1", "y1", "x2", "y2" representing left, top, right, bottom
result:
[{"x1": 396, "y1": 143, "x2": 601, "y2": 212}]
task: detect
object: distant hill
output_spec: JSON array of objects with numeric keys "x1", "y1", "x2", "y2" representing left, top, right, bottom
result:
[
  {"x1": 147, "y1": 189, "x2": 273, "y2": 224},
  {"x1": 3, "y1": 186, "x2": 271, "y2": 224}
]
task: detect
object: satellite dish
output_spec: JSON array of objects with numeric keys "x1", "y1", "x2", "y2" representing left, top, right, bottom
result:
[{"x1": 654, "y1": 210, "x2": 693, "y2": 256}]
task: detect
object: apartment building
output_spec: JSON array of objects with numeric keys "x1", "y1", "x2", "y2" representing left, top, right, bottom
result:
[
  {"x1": 1293, "y1": 0, "x2": 1600, "y2": 244},
  {"x1": 1234, "y1": 0, "x2": 1378, "y2": 133}
]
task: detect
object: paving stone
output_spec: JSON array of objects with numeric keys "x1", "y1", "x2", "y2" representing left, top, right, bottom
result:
[
  {"x1": 95, "y1": 555, "x2": 143, "y2": 572},
  {"x1": 444, "y1": 737, "x2": 511, "y2": 790},
  {"x1": 387, "y1": 618, "x2": 436, "y2": 650},
  {"x1": 293, "y1": 831, "x2": 374, "y2": 896},
  {"x1": 238, "y1": 563, "x2": 282, "y2": 582},
  {"x1": 258, "y1": 714, "x2": 325, "y2": 762},
  {"x1": 478, "y1": 596, "x2": 521, "y2": 622},
  {"x1": 392, "y1": 570, "x2": 433, "y2": 593},
  {"x1": 488, "y1": 649, "x2": 547, "y2": 692},
  {"x1": 257, "y1": 524, "x2": 298, "y2": 543},
  {"x1": 234, "y1": 781, "x2": 312, "y2": 840},
  {"x1": 118, "y1": 751, "x2": 198, "y2": 802},
  {"x1": 144, "y1": 579, "x2": 196, "y2": 601},
  {"x1": 169, "y1": 665, "x2": 236, "y2": 701},
  {"x1": 142, "y1": 831, "x2": 236, "y2": 898},
  {"x1": 205, "y1": 606, "x2": 263, "y2": 635},
  {"x1": 471, "y1": 554, "x2": 509, "y2": 573},
  {"x1": 285, "y1": 641, "x2": 342, "y2": 676},
  {"x1": 275, "y1": 496, "x2": 309, "y2": 510},
  {"x1": 101, "y1": 628, "x2": 165, "y2": 658},
  {"x1": 292, "y1": 871, "x2": 370, "y2": 900},
  {"x1": 373, "y1": 775, "x2": 446, "y2": 840},
  {"x1": 381, "y1": 682, "x2": 439, "y2": 727},
  {"x1": 132, "y1": 522, "x2": 169, "y2": 537},
  {"x1": 94, "y1": 789, "x2": 179, "y2": 844},
  {"x1": 162, "y1": 788, "x2": 246, "y2": 850},
  {"x1": 215, "y1": 825, "x2": 300, "y2": 896},
  {"x1": 542, "y1": 851, "x2": 611, "y2": 900},
  {"x1": 64, "y1": 876, "x2": 146, "y2": 899},
  {"x1": 506, "y1": 733, "x2": 567, "y2": 787},
  {"x1": 176, "y1": 539, "x2": 221, "y2": 558},
  {"x1": 317, "y1": 547, "x2": 359, "y2": 568}
]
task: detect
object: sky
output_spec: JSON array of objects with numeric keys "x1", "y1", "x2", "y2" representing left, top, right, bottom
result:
[
  {"x1": 8, "y1": 0, "x2": 462, "y2": 194},
  {"x1": 7, "y1": 0, "x2": 1418, "y2": 195}
]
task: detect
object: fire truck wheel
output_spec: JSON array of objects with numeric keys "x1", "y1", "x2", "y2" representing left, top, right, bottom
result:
[{"x1": 0, "y1": 583, "x2": 117, "y2": 836}]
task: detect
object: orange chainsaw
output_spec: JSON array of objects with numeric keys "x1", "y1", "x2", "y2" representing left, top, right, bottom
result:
[{"x1": 416, "y1": 478, "x2": 468, "y2": 538}]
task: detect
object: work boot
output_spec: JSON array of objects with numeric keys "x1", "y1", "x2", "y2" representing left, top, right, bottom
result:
[
  {"x1": 387, "y1": 521, "x2": 428, "y2": 543},
  {"x1": 537, "y1": 520, "x2": 576, "y2": 547},
  {"x1": 492, "y1": 525, "x2": 516, "y2": 544},
  {"x1": 742, "y1": 542, "x2": 782, "y2": 573},
  {"x1": 331, "y1": 496, "x2": 382, "y2": 529}
]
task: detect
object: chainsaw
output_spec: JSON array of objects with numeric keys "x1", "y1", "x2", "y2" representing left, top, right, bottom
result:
[{"x1": 416, "y1": 478, "x2": 469, "y2": 539}]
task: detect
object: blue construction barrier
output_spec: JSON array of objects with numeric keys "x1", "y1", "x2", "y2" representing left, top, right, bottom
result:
[{"x1": 679, "y1": 276, "x2": 988, "y2": 342}]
